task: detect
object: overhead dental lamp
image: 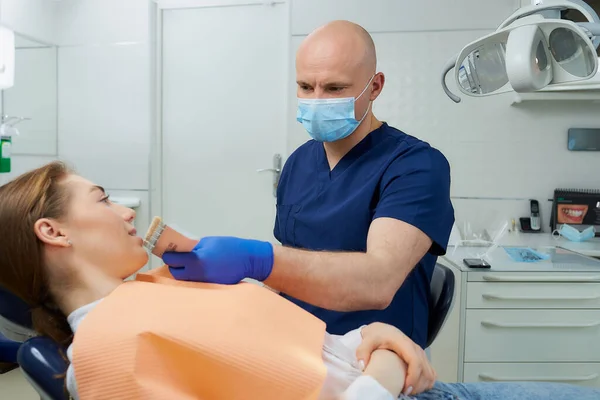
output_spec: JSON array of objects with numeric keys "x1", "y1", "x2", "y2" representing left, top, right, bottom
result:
[{"x1": 442, "y1": 0, "x2": 600, "y2": 102}]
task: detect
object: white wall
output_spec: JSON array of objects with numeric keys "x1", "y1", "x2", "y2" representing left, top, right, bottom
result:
[
  {"x1": 4, "y1": 47, "x2": 57, "y2": 156},
  {"x1": 288, "y1": 0, "x2": 600, "y2": 234},
  {"x1": 0, "y1": 0, "x2": 58, "y2": 44},
  {"x1": 0, "y1": 46, "x2": 58, "y2": 185},
  {"x1": 54, "y1": 0, "x2": 152, "y2": 237},
  {"x1": 56, "y1": 0, "x2": 151, "y2": 190},
  {"x1": 0, "y1": 0, "x2": 59, "y2": 186}
]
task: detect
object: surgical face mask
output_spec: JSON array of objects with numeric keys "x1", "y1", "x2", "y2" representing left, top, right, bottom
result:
[
  {"x1": 296, "y1": 75, "x2": 375, "y2": 142},
  {"x1": 553, "y1": 224, "x2": 596, "y2": 242}
]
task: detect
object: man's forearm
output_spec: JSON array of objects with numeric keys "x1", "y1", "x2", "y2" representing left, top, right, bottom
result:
[{"x1": 263, "y1": 245, "x2": 409, "y2": 311}]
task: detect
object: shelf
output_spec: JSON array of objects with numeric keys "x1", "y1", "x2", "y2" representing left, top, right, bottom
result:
[
  {"x1": 511, "y1": 65, "x2": 600, "y2": 104},
  {"x1": 512, "y1": 90, "x2": 600, "y2": 103}
]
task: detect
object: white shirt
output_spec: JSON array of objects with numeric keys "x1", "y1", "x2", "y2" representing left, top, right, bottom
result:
[{"x1": 66, "y1": 301, "x2": 395, "y2": 400}]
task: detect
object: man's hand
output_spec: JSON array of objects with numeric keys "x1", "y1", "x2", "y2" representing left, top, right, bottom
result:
[
  {"x1": 356, "y1": 322, "x2": 436, "y2": 396},
  {"x1": 162, "y1": 236, "x2": 274, "y2": 284}
]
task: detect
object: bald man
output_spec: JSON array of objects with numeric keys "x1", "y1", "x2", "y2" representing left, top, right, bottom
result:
[{"x1": 163, "y1": 21, "x2": 454, "y2": 348}]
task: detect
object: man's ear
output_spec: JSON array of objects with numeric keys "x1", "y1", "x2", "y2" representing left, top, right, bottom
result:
[
  {"x1": 370, "y1": 72, "x2": 385, "y2": 101},
  {"x1": 34, "y1": 218, "x2": 70, "y2": 248}
]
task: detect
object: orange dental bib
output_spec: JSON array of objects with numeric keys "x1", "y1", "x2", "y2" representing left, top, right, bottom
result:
[{"x1": 72, "y1": 267, "x2": 327, "y2": 399}]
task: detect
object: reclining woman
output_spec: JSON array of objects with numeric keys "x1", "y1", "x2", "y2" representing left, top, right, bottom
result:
[{"x1": 0, "y1": 162, "x2": 598, "y2": 400}]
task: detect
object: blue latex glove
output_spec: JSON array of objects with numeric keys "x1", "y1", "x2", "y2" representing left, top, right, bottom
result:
[{"x1": 162, "y1": 236, "x2": 274, "y2": 284}]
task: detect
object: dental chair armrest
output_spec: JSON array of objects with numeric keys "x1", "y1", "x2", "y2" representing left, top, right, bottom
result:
[
  {"x1": 17, "y1": 337, "x2": 70, "y2": 400},
  {"x1": 0, "y1": 334, "x2": 21, "y2": 363},
  {"x1": 0, "y1": 285, "x2": 33, "y2": 329}
]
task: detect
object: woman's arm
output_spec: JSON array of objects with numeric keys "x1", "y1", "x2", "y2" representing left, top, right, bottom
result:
[
  {"x1": 357, "y1": 323, "x2": 436, "y2": 395},
  {"x1": 340, "y1": 349, "x2": 405, "y2": 400},
  {"x1": 363, "y1": 349, "x2": 407, "y2": 396}
]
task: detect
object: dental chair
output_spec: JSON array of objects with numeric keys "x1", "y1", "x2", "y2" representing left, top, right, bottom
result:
[
  {"x1": 426, "y1": 263, "x2": 456, "y2": 348},
  {"x1": 18, "y1": 337, "x2": 70, "y2": 400},
  {"x1": 0, "y1": 285, "x2": 68, "y2": 400},
  {"x1": 0, "y1": 285, "x2": 34, "y2": 371}
]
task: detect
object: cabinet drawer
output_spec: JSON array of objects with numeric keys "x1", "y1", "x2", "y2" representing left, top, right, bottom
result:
[
  {"x1": 465, "y1": 310, "x2": 600, "y2": 362},
  {"x1": 467, "y1": 272, "x2": 600, "y2": 283},
  {"x1": 467, "y1": 282, "x2": 600, "y2": 309},
  {"x1": 464, "y1": 363, "x2": 600, "y2": 388}
]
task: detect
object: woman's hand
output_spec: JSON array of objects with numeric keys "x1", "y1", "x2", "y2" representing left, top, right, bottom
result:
[{"x1": 356, "y1": 322, "x2": 436, "y2": 396}]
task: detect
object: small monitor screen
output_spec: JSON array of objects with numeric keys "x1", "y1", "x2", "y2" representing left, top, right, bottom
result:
[{"x1": 568, "y1": 128, "x2": 600, "y2": 151}]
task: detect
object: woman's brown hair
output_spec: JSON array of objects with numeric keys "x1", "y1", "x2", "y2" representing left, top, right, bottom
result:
[{"x1": 0, "y1": 161, "x2": 74, "y2": 346}]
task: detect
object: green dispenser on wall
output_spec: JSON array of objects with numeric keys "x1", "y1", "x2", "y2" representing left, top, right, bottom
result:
[
  {"x1": 0, "y1": 135, "x2": 11, "y2": 173},
  {"x1": 0, "y1": 116, "x2": 32, "y2": 174}
]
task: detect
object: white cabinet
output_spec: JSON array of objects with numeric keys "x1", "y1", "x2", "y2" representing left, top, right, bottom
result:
[{"x1": 431, "y1": 245, "x2": 600, "y2": 388}]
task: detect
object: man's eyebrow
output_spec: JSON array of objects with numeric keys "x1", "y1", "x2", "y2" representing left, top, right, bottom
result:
[
  {"x1": 297, "y1": 80, "x2": 352, "y2": 86},
  {"x1": 323, "y1": 81, "x2": 352, "y2": 87},
  {"x1": 89, "y1": 185, "x2": 106, "y2": 194}
]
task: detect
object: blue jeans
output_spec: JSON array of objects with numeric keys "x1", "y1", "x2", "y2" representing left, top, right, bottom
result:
[{"x1": 408, "y1": 381, "x2": 600, "y2": 399}]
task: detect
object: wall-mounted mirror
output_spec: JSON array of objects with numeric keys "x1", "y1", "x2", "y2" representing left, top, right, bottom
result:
[{"x1": 1, "y1": 34, "x2": 58, "y2": 157}]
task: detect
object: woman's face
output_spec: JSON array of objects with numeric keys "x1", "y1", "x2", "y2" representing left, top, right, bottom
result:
[{"x1": 59, "y1": 174, "x2": 148, "y2": 279}]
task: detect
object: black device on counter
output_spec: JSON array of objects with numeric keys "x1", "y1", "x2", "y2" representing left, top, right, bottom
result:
[
  {"x1": 463, "y1": 258, "x2": 491, "y2": 269},
  {"x1": 520, "y1": 217, "x2": 532, "y2": 231}
]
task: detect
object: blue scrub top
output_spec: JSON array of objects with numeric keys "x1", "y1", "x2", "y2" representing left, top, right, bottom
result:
[{"x1": 274, "y1": 123, "x2": 454, "y2": 347}]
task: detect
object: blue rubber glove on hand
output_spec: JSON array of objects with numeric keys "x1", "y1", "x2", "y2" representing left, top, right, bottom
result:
[{"x1": 162, "y1": 236, "x2": 274, "y2": 284}]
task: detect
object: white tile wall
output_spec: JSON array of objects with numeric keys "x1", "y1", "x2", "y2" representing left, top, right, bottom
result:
[
  {"x1": 291, "y1": 0, "x2": 521, "y2": 35},
  {"x1": 3, "y1": 47, "x2": 57, "y2": 156},
  {"x1": 54, "y1": 0, "x2": 152, "y2": 228},
  {"x1": 0, "y1": 0, "x2": 58, "y2": 44},
  {"x1": 57, "y1": 42, "x2": 151, "y2": 190},
  {"x1": 56, "y1": 0, "x2": 150, "y2": 46},
  {"x1": 0, "y1": 0, "x2": 60, "y2": 185}
]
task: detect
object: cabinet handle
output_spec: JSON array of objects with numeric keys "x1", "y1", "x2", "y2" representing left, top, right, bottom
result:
[
  {"x1": 482, "y1": 293, "x2": 600, "y2": 301},
  {"x1": 481, "y1": 321, "x2": 600, "y2": 329},
  {"x1": 479, "y1": 373, "x2": 598, "y2": 383},
  {"x1": 482, "y1": 275, "x2": 600, "y2": 282}
]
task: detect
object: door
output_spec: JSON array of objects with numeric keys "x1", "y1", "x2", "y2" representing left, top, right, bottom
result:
[{"x1": 161, "y1": 2, "x2": 288, "y2": 242}]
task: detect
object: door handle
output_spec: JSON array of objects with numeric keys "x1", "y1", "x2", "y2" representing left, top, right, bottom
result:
[
  {"x1": 256, "y1": 168, "x2": 281, "y2": 173},
  {"x1": 257, "y1": 153, "x2": 282, "y2": 198}
]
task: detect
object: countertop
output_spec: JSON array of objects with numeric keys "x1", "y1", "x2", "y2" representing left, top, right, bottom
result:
[
  {"x1": 443, "y1": 245, "x2": 600, "y2": 273},
  {"x1": 493, "y1": 232, "x2": 600, "y2": 258}
]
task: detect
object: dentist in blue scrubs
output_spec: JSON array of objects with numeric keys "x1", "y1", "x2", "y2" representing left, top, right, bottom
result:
[{"x1": 164, "y1": 20, "x2": 455, "y2": 348}]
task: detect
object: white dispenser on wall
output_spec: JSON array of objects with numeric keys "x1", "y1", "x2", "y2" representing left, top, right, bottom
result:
[{"x1": 0, "y1": 25, "x2": 15, "y2": 90}]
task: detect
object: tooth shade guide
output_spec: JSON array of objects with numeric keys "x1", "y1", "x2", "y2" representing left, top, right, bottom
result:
[{"x1": 143, "y1": 217, "x2": 198, "y2": 258}]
